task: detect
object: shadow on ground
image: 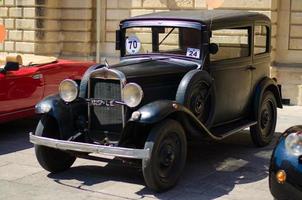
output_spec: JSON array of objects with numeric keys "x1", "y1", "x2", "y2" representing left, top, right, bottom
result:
[
  {"x1": 47, "y1": 130, "x2": 280, "y2": 200},
  {"x1": 0, "y1": 117, "x2": 38, "y2": 155}
]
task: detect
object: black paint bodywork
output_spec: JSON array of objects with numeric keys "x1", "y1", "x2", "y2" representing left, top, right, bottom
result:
[
  {"x1": 36, "y1": 10, "x2": 282, "y2": 146},
  {"x1": 269, "y1": 126, "x2": 302, "y2": 200}
]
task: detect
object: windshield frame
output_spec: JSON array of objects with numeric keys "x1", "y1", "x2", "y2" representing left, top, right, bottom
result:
[{"x1": 120, "y1": 20, "x2": 206, "y2": 61}]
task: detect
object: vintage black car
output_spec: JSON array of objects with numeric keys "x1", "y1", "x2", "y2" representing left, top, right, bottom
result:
[
  {"x1": 269, "y1": 125, "x2": 302, "y2": 200},
  {"x1": 30, "y1": 10, "x2": 283, "y2": 192}
]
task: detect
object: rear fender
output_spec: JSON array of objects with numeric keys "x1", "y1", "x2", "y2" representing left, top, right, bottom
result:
[{"x1": 253, "y1": 77, "x2": 283, "y2": 119}]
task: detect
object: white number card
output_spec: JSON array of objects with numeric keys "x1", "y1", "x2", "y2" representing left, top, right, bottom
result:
[
  {"x1": 186, "y1": 48, "x2": 200, "y2": 59},
  {"x1": 126, "y1": 36, "x2": 141, "y2": 54}
]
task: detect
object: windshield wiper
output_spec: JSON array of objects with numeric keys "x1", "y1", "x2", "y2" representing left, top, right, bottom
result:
[{"x1": 158, "y1": 28, "x2": 175, "y2": 46}]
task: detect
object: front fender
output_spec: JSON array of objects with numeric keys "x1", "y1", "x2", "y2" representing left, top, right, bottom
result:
[
  {"x1": 35, "y1": 95, "x2": 87, "y2": 139},
  {"x1": 132, "y1": 100, "x2": 220, "y2": 140},
  {"x1": 134, "y1": 100, "x2": 182, "y2": 124}
]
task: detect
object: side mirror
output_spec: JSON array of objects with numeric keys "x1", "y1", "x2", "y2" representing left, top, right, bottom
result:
[
  {"x1": 4, "y1": 62, "x2": 20, "y2": 72},
  {"x1": 209, "y1": 43, "x2": 219, "y2": 55},
  {"x1": 116, "y1": 30, "x2": 121, "y2": 50}
]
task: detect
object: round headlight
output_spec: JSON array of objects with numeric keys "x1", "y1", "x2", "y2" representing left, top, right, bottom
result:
[
  {"x1": 122, "y1": 83, "x2": 143, "y2": 108},
  {"x1": 285, "y1": 132, "x2": 302, "y2": 156},
  {"x1": 59, "y1": 79, "x2": 78, "y2": 103}
]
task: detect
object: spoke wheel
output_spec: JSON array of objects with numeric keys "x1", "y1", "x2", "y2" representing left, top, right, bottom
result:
[
  {"x1": 250, "y1": 91, "x2": 277, "y2": 147},
  {"x1": 142, "y1": 119, "x2": 187, "y2": 192}
]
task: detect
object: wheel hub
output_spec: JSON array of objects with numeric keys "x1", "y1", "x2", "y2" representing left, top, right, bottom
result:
[
  {"x1": 193, "y1": 95, "x2": 204, "y2": 115},
  {"x1": 160, "y1": 145, "x2": 175, "y2": 167},
  {"x1": 261, "y1": 109, "x2": 270, "y2": 128}
]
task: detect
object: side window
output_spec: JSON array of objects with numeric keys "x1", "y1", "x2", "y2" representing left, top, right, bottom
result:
[
  {"x1": 254, "y1": 25, "x2": 268, "y2": 55},
  {"x1": 210, "y1": 27, "x2": 250, "y2": 62}
]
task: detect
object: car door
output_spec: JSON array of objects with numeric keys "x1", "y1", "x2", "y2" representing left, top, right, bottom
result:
[
  {"x1": 0, "y1": 67, "x2": 44, "y2": 116},
  {"x1": 209, "y1": 26, "x2": 253, "y2": 125},
  {"x1": 36, "y1": 60, "x2": 93, "y2": 97},
  {"x1": 35, "y1": 61, "x2": 64, "y2": 97}
]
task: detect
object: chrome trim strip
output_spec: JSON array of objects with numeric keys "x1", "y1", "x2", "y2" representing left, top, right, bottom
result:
[
  {"x1": 122, "y1": 20, "x2": 204, "y2": 30},
  {"x1": 89, "y1": 67, "x2": 126, "y2": 85},
  {"x1": 30, "y1": 132, "x2": 150, "y2": 159}
]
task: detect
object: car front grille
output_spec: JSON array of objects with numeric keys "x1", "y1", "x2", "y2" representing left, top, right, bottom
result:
[{"x1": 89, "y1": 78, "x2": 124, "y2": 134}]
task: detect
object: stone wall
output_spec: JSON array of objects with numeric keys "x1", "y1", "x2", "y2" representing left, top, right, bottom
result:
[
  {"x1": 0, "y1": 0, "x2": 36, "y2": 55},
  {"x1": 289, "y1": 0, "x2": 302, "y2": 51},
  {"x1": 272, "y1": 0, "x2": 302, "y2": 105},
  {"x1": 1, "y1": 0, "x2": 302, "y2": 105},
  {"x1": 0, "y1": 0, "x2": 280, "y2": 61},
  {"x1": 0, "y1": 0, "x2": 95, "y2": 60}
]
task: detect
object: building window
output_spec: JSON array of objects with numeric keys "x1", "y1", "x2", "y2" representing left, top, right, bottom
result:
[
  {"x1": 254, "y1": 25, "x2": 268, "y2": 55},
  {"x1": 210, "y1": 27, "x2": 250, "y2": 61}
]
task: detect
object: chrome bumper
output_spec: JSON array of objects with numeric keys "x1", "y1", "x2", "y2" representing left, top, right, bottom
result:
[{"x1": 29, "y1": 132, "x2": 150, "y2": 159}]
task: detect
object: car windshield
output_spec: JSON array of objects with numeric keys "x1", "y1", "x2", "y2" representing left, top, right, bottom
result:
[{"x1": 124, "y1": 26, "x2": 202, "y2": 59}]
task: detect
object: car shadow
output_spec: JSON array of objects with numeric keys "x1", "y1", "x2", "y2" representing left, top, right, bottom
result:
[
  {"x1": 47, "y1": 130, "x2": 280, "y2": 200},
  {"x1": 0, "y1": 117, "x2": 38, "y2": 155}
]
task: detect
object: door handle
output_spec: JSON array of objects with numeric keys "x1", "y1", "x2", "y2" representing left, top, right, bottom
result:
[
  {"x1": 247, "y1": 65, "x2": 256, "y2": 70},
  {"x1": 32, "y1": 73, "x2": 43, "y2": 79}
]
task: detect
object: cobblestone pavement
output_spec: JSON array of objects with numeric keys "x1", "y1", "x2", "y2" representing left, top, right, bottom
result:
[{"x1": 0, "y1": 106, "x2": 301, "y2": 200}]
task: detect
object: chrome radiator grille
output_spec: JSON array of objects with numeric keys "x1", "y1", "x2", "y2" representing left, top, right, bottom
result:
[{"x1": 89, "y1": 78, "x2": 123, "y2": 133}]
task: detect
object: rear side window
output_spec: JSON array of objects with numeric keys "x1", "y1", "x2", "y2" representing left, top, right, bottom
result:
[
  {"x1": 254, "y1": 25, "x2": 269, "y2": 55},
  {"x1": 210, "y1": 27, "x2": 250, "y2": 61}
]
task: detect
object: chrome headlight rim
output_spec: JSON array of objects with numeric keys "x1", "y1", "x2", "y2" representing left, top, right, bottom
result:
[
  {"x1": 285, "y1": 132, "x2": 302, "y2": 156},
  {"x1": 59, "y1": 79, "x2": 78, "y2": 103},
  {"x1": 122, "y1": 82, "x2": 144, "y2": 108}
]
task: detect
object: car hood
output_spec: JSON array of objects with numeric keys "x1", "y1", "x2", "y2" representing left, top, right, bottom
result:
[
  {"x1": 111, "y1": 58, "x2": 199, "y2": 78},
  {"x1": 109, "y1": 57, "x2": 200, "y2": 103}
]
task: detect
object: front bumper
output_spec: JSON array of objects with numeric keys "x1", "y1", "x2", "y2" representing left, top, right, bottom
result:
[{"x1": 29, "y1": 132, "x2": 150, "y2": 160}]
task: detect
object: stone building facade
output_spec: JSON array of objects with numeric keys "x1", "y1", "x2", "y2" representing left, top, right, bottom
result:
[{"x1": 0, "y1": 0, "x2": 301, "y2": 105}]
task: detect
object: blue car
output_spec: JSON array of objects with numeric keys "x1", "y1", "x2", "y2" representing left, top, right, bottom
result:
[{"x1": 269, "y1": 125, "x2": 302, "y2": 200}]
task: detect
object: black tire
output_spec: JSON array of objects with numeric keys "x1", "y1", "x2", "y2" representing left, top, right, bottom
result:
[
  {"x1": 35, "y1": 116, "x2": 76, "y2": 173},
  {"x1": 142, "y1": 119, "x2": 187, "y2": 192},
  {"x1": 250, "y1": 91, "x2": 277, "y2": 147}
]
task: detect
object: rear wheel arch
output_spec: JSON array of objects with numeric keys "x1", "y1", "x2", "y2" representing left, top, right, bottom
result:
[
  {"x1": 265, "y1": 84, "x2": 282, "y2": 108},
  {"x1": 253, "y1": 77, "x2": 282, "y2": 120}
]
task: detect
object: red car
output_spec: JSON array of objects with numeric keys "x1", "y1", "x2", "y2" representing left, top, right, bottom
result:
[{"x1": 0, "y1": 55, "x2": 93, "y2": 123}]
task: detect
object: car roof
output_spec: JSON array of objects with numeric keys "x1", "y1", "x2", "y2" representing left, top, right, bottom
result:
[{"x1": 122, "y1": 10, "x2": 271, "y2": 30}]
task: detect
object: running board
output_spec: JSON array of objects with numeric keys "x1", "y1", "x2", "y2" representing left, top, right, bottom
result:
[{"x1": 210, "y1": 120, "x2": 257, "y2": 139}]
